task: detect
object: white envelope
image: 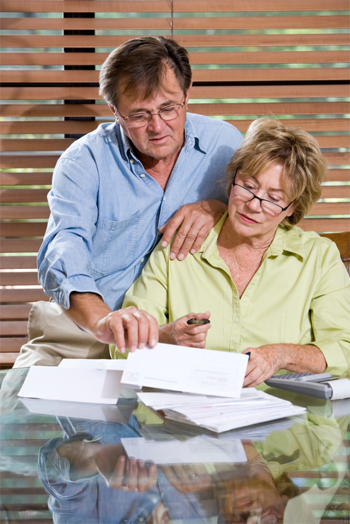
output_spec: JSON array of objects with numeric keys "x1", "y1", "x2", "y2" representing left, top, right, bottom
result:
[
  {"x1": 121, "y1": 435, "x2": 247, "y2": 464},
  {"x1": 18, "y1": 367, "x2": 123, "y2": 405},
  {"x1": 122, "y1": 343, "x2": 249, "y2": 398}
]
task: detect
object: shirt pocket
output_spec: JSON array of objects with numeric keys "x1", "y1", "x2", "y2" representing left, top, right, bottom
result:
[{"x1": 90, "y1": 211, "x2": 141, "y2": 276}]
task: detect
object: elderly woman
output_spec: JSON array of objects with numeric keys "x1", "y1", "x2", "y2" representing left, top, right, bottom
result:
[{"x1": 117, "y1": 118, "x2": 350, "y2": 387}]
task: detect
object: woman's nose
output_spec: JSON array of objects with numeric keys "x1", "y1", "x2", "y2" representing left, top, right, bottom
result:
[{"x1": 245, "y1": 195, "x2": 261, "y2": 211}]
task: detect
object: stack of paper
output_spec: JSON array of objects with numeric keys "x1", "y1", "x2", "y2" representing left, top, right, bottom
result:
[{"x1": 137, "y1": 390, "x2": 306, "y2": 433}]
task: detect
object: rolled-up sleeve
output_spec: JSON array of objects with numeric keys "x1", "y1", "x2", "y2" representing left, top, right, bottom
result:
[
  {"x1": 38, "y1": 153, "x2": 103, "y2": 309},
  {"x1": 310, "y1": 242, "x2": 350, "y2": 377}
]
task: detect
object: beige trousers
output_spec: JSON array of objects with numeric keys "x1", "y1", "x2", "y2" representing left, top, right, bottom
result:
[{"x1": 14, "y1": 301, "x2": 110, "y2": 368}]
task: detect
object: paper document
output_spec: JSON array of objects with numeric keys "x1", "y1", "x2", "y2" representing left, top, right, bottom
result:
[
  {"x1": 121, "y1": 436, "x2": 247, "y2": 464},
  {"x1": 20, "y1": 397, "x2": 134, "y2": 423},
  {"x1": 59, "y1": 359, "x2": 126, "y2": 370},
  {"x1": 18, "y1": 367, "x2": 123, "y2": 405},
  {"x1": 137, "y1": 389, "x2": 306, "y2": 433},
  {"x1": 122, "y1": 343, "x2": 249, "y2": 398}
]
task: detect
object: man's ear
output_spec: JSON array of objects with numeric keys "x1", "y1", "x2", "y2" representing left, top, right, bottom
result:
[
  {"x1": 108, "y1": 103, "x2": 118, "y2": 120},
  {"x1": 185, "y1": 82, "x2": 193, "y2": 107}
]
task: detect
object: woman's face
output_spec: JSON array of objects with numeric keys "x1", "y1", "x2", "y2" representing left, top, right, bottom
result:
[{"x1": 227, "y1": 164, "x2": 295, "y2": 243}]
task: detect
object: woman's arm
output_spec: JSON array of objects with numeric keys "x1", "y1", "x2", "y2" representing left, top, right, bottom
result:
[
  {"x1": 243, "y1": 343, "x2": 326, "y2": 387},
  {"x1": 243, "y1": 241, "x2": 350, "y2": 387}
]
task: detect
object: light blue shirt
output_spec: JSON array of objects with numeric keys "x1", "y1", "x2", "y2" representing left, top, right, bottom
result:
[{"x1": 38, "y1": 114, "x2": 242, "y2": 311}]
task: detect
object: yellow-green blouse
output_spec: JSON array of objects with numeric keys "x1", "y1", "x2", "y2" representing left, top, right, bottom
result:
[{"x1": 117, "y1": 213, "x2": 350, "y2": 378}]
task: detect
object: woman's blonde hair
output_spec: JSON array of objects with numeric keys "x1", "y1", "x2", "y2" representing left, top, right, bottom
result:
[{"x1": 226, "y1": 118, "x2": 328, "y2": 226}]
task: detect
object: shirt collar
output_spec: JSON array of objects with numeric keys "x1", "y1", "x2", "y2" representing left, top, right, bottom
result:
[
  {"x1": 114, "y1": 114, "x2": 207, "y2": 162},
  {"x1": 197, "y1": 211, "x2": 305, "y2": 261}
]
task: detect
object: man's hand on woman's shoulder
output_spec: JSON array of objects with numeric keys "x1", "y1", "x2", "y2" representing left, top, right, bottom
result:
[{"x1": 158, "y1": 199, "x2": 227, "y2": 261}]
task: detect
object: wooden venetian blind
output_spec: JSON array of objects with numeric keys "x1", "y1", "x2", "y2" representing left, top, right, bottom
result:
[{"x1": 1, "y1": 0, "x2": 349, "y2": 365}]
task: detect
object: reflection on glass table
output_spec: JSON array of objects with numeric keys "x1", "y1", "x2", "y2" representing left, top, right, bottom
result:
[{"x1": 0, "y1": 368, "x2": 349, "y2": 524}]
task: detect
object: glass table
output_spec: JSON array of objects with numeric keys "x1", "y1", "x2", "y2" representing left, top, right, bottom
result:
[{"x1": 1, "y1": 367, "x2": 349, "y2": 524}]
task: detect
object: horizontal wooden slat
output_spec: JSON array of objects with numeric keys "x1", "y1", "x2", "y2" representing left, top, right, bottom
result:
[
  {"x1": 0, "y1": 156, "x2": 59, "y2": 169},
  {"x1": 1, "y1": 120, "x2": 102, "y2": 135},
  {"x1": 299, "y1": 217, "x2": 350, "y2": 232},
  {"x1": 0, "y1": 207, "x2": 50, "y2": 219},
  {"x1": 0, "y1": 272, "x2": 38, "y2": 287},
  {"x1": 316, "y1": 136, "x2": 350, "y2": 148},
  {"x1": 326, "y1": 170, "x2": 350, "y2": 183},
  {"x1": 0, "y1": 239, "x2": 43, "y2": 253},
  {"x1": 0, "y1": 304, "x2": 33, "y2": 319},
  {"x1": 309, "y1": 202, "x2": 350, "y2": 215},
  {"x1": 0, "y1": 321, "x2": 28, "y2": 336},
  {"x1": 0, "y1": 189, "x2": 49, "y2": 203},
  {"x1": 0, "y1": 223, "x2": 47, "y2": 237},
  {"x1": 321, "y1": 186, "x2": 350, "y2": 199},
  {"x1": 3, "y1": 50, "x2": 349, "y2": 66},
  {"x1": 2, "y1": 0, "x2": 347, "y2": 12},
  {"x1": 321, "y1": 232, "x2": 350, "y2": 258},
  {"x1": 0, "y1": 352, "x2": 21, "y2": 366},
  {"x1": 3, "y1": 32, "x2": 350, "y2": 50},
  {"x1": 2, "y1": 135, "x2": 348, "y2": 151},
  {"x1": 0, "y1": 139, "x2": 75, "y2": 152},
  {"x1": 2, "y1": 118, "x2": 349, "y2": 135},
  {"x1": 191, "y1": 102, "x2": 350, "y2": 116},
  {"x1": 0, "y1": 173, "x2": 53, "y2": 186},
  {"x1": 0, "y1": 257, "x2": 37, "y2": 270},
  {"x1": 2, "y1": 67, "x2": 350, "y2": 85},
  {"x1": 323, "y1": 152, "x2": 350, "y2": 164},
  {"x1": 0, "y1": 288, "x2": 47, "y2": 302},
  {"x1": 0, "y1": 104, "x2": 111, "y2": 117},
  {"x1": 2, "y1": 15, "x2": 349, "y2": 30},
  {"x1": 0, "y1": 338, "x2": 26, "y2": 352},
  {"x1": 2, "y1": 84, "x2": 349, "y2": 101}
]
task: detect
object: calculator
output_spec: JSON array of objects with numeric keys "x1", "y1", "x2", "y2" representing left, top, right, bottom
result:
[{"x1": 265, "y1": 372, "x2": 333, "y2": 399}]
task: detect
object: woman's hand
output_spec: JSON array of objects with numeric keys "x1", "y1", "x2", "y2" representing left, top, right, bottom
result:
[
  {"x1": 159, "y1": 312, "x2": 211, "y2": 348},
  {"x1": 158, "y1": 199, "x2": 227, "y2": 260},
  {"x1": 243, "y1": 343, "x2": 327, "y2": 387},
  {"x1": 242, "y1": 345, "x2": 286, "y2": 387}
]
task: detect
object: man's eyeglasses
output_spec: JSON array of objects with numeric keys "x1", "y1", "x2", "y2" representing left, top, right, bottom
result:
[
  {"x1": 232, "y1": 172, "x2": 294, "y2": 217},
  {"x1": 116, "y1": 102, "x2": 186, "y2": 128}
]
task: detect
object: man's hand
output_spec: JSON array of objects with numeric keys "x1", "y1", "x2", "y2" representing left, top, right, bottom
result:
[
  {"x1": 67, "y1": 293, "x2": 158, "y2": 353},
  {"x1": 99, "y1": 455, "x2": 158, "y2": 493},
  {"x1": 93, "y1": 306, "x2": 158, "y2": 353},
  {"x1": 159, "y1": 312, "x2": 211, "y2": 348},
  {"x1": 243, "y1": 343, "x2": 327, "y2": 387},
  {"x1": 160, "y1": 464, "x2": 213, "y2": 494},
  {"x1": 158, "y1": 199, "x2": 227, "y2": 260}
]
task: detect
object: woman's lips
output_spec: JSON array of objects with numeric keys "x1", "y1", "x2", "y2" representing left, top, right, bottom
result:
[{"x1": 239, "y1": 213, "x2": 258, "y2": 224}]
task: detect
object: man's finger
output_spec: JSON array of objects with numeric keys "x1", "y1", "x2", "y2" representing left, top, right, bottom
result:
[
  {"x1": 159, "y1": 211, "x2": 186, "y2": 247},
  {"x1": 169, "y1": 222, "x2": 193, "y2": 260},
  {"x1": 148, "y1": 463, "x2": 158, "y2": 488},
  {"x1": 107, "y1": 455, "x2": 126, "y2": 488},
  {"x1": 107, "y1": 314, "x2": 127, "y2": 353},
  {"x1": 131, "y1": 310, "x2": 150, "y2": 350},
  {"x1": 136, "y1": 460, "x2": 148, "y2": 492},
  {"x1": 147, "y1": 313, "x2": 159, "y2": 347},
  {"x1": 188, "y1": 225, "x2": 209, "y2": 255},
  {"x1": 126, "y1": 457, "x2": 138, "y2": 491}
]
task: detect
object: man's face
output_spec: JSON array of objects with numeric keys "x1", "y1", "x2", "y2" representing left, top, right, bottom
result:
[{"x1": 109, "y1": 67, "x2": 190, "y2": 162}]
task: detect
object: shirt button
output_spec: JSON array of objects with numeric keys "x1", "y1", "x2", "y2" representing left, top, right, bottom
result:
[
  {"x1": 163, "y1": 196, "x2": 166, "y2": 201},
  {"x1": 138, "y1": 518, "x2": 144, "y2": 522},
  {"x1": 130, "y1": 159, "x2": 134, "y2": 164},
  {"x1": 234, "y1": 317, "x2": 239, "y2": 323},
  {"x1": 140, "y1": 173, "x2": 145, "y2": 178},
  {"x1": 141, "y1": 258, "x2": 144, "y2": 263}
]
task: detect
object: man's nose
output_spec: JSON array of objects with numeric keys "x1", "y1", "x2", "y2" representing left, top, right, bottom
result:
[{"x1": 147, "y1": 113, "x2": 164, "y2": 133}]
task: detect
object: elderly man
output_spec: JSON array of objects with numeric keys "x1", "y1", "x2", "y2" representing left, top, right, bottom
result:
[{"x1": 14, "y1": 36, "x2": 242, "y2": 367}]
